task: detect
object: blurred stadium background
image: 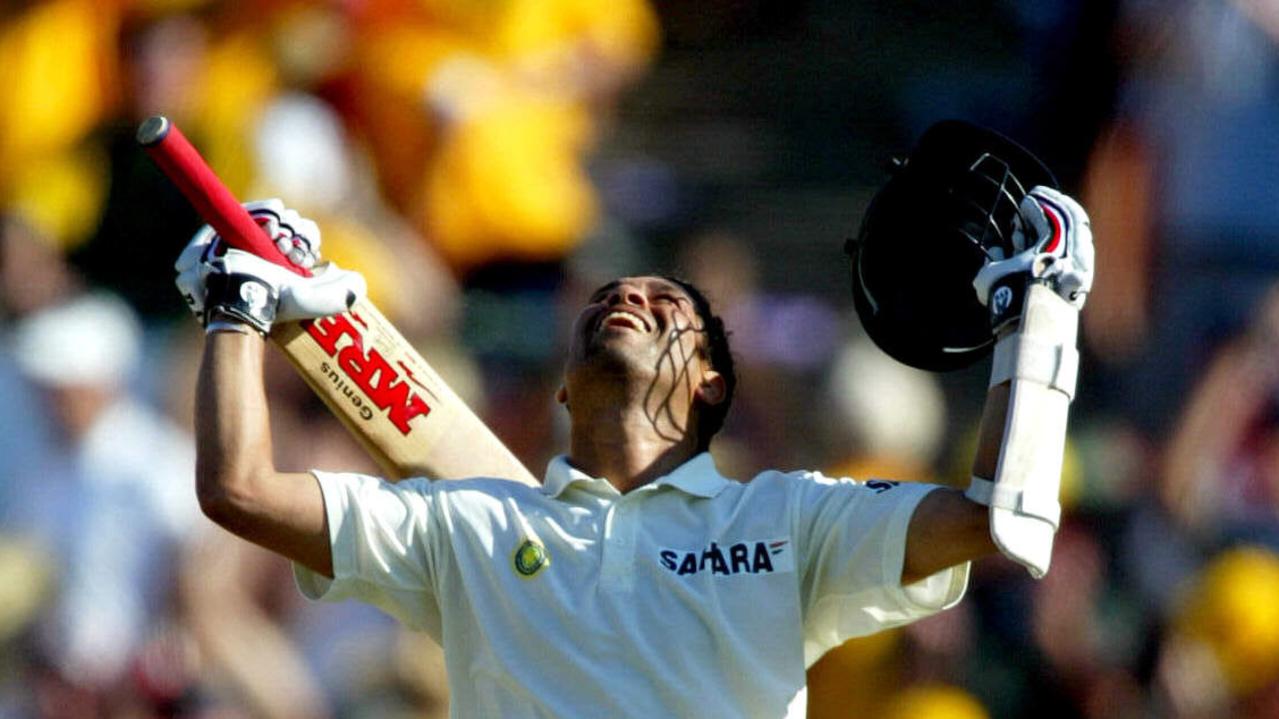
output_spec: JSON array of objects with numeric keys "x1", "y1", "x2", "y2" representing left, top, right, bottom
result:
[{"x1": 2, "y1": 0, "x2": 1279, "y2": 717}]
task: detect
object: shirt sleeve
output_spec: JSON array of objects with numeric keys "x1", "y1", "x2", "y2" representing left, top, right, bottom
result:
[
  {"x1": 292, "y1": 470, "x2": 443, "y2": 635},
  {"x1": 790, "y1": 474, "x2": 970, "y2": 664}
]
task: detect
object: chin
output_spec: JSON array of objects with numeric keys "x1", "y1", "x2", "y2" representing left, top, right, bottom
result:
[{"x1": 575, "y1": 338, "x2": 651, "y2": 378}]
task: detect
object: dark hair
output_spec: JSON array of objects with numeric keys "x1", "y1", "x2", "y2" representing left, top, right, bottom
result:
[{"x1": 662, "y1": 276, "x2": 737, "y2": 452}]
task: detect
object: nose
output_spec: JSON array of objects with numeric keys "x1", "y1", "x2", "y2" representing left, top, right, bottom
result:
[{"x1": 607, "y1": 283, "x2": 648, "y2": 308}]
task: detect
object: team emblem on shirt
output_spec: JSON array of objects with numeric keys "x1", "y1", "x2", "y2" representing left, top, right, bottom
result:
[
  {"x1": 513, "y1": 539, "x2": 550, "y2": 577},
  {"x1": 658, "y1": 538, "x2": 793, "y2": 576}
]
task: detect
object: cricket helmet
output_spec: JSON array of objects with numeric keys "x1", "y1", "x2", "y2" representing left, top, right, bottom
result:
[{"x1": 846, "y1": 120, "x2": 1057, "y2": 372}]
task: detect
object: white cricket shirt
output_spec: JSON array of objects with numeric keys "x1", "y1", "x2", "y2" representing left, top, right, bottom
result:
[{"x1": 294, "y1": 453, "x2": 969, "y2": 718}]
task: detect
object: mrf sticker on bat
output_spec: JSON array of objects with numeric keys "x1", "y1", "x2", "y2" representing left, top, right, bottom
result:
[{"x1": 306, "y1": 312, "x2": 432, "y2": 435}]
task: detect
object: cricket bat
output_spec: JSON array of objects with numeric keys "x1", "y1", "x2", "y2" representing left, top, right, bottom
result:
[{"x1": 138, "y1": 115, "x2": 538, "y2": 486}]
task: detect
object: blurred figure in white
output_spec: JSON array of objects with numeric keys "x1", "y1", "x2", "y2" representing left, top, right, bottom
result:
[
  {"x1": 251, "y1": 91, "x2": 461, "y2": 339},
  {"x1": 2, "y1": 293, "x2": 197, "y2": 694},
  {"x1": 825, "y1": 337, "x2": 948, "y2": 482},
  {"x1": 807, "y1": 338, "x2": 951, "y2": 718}
]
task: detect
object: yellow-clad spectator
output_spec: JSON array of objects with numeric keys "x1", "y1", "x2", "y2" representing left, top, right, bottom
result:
[
  {"x1": 491, "y1": 0, "x2": 660, "y2": 94},
  {"x1": 190, "y1": 20, "x2": 279, "y2": 196},
  {"x1": 4, "y1": 146, "x2": 107, "y2": 251},
  {"x1": 423, "y1": 81, "x2": 597, "y2": 269},
  {"x1": 345, "y1": 0, "x2": 659, "y2": 273},
  {"x1": 882, "y1": 684, "x2": 990, "y2": 719},
  {"x1": 1175, "y1": 546, "x2": 1279, "y2": 697},
  {"x1": 0, "y1": 0, "x2": 119, "y2": 196},
  {"x1": 806, "y1": 630, "x2": 905, "y2": 718},
  {"x1": 0, "y1": 0, "x2": 120, "y2": 250}
]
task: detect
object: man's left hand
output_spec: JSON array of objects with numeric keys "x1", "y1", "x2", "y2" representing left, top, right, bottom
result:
[{"x1": 973, "y1": 187, "x2": 1095, "y2": 329}]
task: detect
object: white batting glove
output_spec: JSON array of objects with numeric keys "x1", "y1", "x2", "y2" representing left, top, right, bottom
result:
[
  {"x1": 175, "y1": 199, "x2": 366, "y2": 335},
  {"x1": 973, "y1": 187, "x2": 1094, "y2": 329}
]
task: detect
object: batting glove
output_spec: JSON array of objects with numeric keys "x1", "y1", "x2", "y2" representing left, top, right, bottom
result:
[
  {"x1": 973, "y1": 187, "x2": 1094, "y2": 331},
  {"x1": 175, "y1": 199, "x2": 367, "y2": 335}
]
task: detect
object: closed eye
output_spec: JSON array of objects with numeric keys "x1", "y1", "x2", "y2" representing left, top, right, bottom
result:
[{"x1": 655, "y1": 292, "x2": 694, "y2": 308}]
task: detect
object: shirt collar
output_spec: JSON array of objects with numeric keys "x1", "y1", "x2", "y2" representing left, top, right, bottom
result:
[{"x1": 541, "y1": 452, "x2": 732, "y2": 499}]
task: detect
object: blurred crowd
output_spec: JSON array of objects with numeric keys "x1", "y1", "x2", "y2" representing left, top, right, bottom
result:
[{"x1": 1, "y1": 0, "x2": 1278, "y2": 717}]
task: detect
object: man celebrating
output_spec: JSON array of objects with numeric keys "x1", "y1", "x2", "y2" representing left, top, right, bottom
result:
[{"x1": 181, "y1": 178, "x2": 1092, "y2": 715}]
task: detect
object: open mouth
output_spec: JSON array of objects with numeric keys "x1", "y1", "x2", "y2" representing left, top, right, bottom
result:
[{"x1": 599, "y1": 310, "x2": 650, "y2": 333}]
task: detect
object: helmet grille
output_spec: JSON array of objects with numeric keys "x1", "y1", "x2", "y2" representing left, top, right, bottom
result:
[{"x1": 954, "y1": 153, "x2": 1030, "y2": 261}]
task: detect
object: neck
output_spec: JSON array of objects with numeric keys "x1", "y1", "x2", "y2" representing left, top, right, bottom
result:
[{"x1": 564, "y1": 379, "x2": 702, "y2": 493}]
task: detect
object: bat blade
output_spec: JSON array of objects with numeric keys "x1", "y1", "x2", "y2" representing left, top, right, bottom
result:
[
  {"x1": 140, "y1": 115, "x2": 537, "y2": 486},
  {"x1": 275, "y1": 300, "x2": 536, "y2": 482}
]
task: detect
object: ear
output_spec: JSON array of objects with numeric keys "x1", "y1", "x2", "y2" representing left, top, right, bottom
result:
[{"x1": 694, "y1": 370, "x2": 726, "y2": 407}]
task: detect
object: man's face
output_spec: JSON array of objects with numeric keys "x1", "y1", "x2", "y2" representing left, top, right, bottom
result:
[
  {"x1": 569, "y1": 276, "x2": 705, "y2": 371},
  {"x1": 564, "y1": 277, "x2": 721, "y2": 437}
]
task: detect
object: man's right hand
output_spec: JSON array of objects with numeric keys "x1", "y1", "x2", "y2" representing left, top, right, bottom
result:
[{"x1": 174, "y1": 199, "x2": 367, "y2": 335}]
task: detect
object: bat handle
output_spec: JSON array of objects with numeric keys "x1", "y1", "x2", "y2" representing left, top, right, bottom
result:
[{"x1": 137, "y1": 115, "x2": 310, "y2": 278}]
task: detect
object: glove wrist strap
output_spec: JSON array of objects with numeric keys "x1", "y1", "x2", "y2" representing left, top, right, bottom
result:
[
  {"x1": 204, "y1": 273, "x2": 279, "y2": 336},
  {"x1": 206, "y1": 318, "x2": 254, "y2": 336},
  {"x1": 987, "y1": 274, "x2": 1029, "y2": 333}
]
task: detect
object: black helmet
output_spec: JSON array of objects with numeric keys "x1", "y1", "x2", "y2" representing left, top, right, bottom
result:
[{"x1": 846, "y1": 120, "x2": 1057, "y2": 372}]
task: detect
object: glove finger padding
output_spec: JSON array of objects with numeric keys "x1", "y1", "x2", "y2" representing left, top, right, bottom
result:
[
  {"x1": 972, "y1": 187, "x2": 1095, "y2": 326},
  {"x1": 1011, "y1": 192, "x2": 1051, "y2": 254},
  {"x1": 243, "y1": 199, "x2": 322, "y2": 270},
  {"x1": 175, "y1": 224, "x2": 221, "y2": 322},
  {"x1": 280, "y1": 215, "x2": 322, "y2": 269},
  {"x1": 276, "y1": 262, "x2": 367, "y2": 322},
  {"x1": 1029, "y1": 188, "x2": 1093, "y2": 307}
]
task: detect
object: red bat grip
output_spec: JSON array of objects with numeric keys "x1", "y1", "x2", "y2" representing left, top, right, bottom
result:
[{"x1": 137, "y1": 115, "x2": 310, "y2": 277}]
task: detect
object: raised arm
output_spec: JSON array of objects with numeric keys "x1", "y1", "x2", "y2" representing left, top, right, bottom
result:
[
  {"x1": 901, "y1": 386, "x2": 1005, "y2": 584},
  {"x1": 177, "y1": 200, "x2": 367, "y2": 578},
  {"x1": 196, "y1": 330, "x2": 332, "y2": 577},
  {"x1": 902, "y1": 186, "x2": 1094, "y2": 583}
]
